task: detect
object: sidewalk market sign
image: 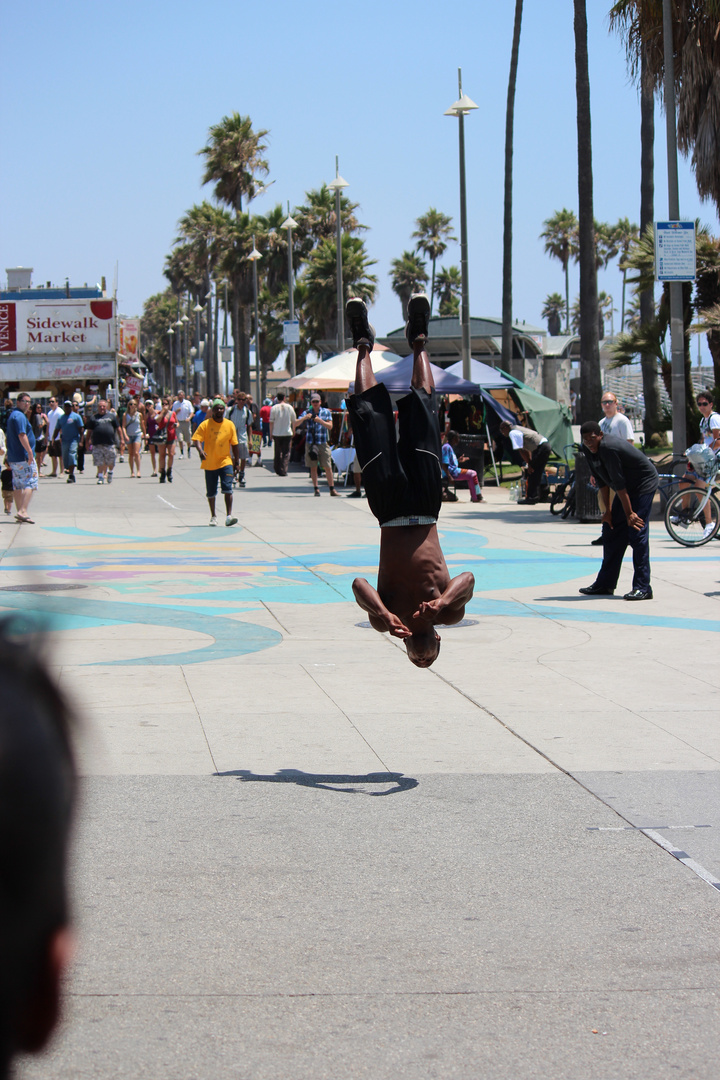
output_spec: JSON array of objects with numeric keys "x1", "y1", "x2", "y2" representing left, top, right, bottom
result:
[{"x1": 0, "y1": 298, "x2": 117, "y2": 379}]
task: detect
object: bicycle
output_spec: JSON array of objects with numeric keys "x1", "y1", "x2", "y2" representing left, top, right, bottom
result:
[
  {"x1": 549, "y1": 444, "x2": 576, "y2": 517},
  {"x1": 663, "y1": 444, "x2": 720, "y2": 546}
]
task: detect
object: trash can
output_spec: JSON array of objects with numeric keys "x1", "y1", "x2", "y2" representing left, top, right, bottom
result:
[
  {"x1": 573, "y1": 451, "x2": 602, "y2": 522},
  {"x1": 457, "y1": 433, "x2": 485, "y2": 491}
]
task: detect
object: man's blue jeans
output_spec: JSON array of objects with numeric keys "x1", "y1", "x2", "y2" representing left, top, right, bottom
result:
[{"x1": 595, "y1": 489, "x2": 655, "y2": 592}]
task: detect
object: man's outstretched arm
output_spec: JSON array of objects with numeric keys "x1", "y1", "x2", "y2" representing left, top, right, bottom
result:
[
  {"x1": 412, "y1": 571, "x2": 475, "y2": 625},
  {"x1": 352, "y1": 577, "x2": 412, "y2": 639}
]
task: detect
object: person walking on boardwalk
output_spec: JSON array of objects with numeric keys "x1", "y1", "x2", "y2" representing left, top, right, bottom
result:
[
  {"x1": 192, "y1": 397, "x2": 240, "y2": 527},
  {"x1": 346, "y1": 294, "x2": 475, "y2": 667}
]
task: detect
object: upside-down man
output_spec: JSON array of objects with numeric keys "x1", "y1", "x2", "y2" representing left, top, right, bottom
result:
[{"x1": 346, "y1": 294, "x2": 475, "y2": 668}]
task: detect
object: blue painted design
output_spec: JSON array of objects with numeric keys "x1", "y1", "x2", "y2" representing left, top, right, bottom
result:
[
  {"x1": 466, "y1": 596, "x2": 720, "y2": 633},
  {"x1": 3, "y1": 523, "x2": 719, "y2": 671},
  {"x1": 0, "y1": 593, "x2": 281, "y2": 665}
]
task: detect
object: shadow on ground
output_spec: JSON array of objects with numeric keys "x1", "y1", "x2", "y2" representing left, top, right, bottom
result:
[{"x1": 215, "y1": 768, "x2": 419, "y2": 796}]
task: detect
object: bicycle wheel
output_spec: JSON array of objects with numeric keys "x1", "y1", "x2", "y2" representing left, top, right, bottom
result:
[
  {"x1": 561, "y1": 484, "x2": 576, "y2": 519},
  {"x1": 664, "y1": 489, "x2": 720, "y2": 546},
  {"x1": 550, "y1": 483, "x2": 568, "y2": 515}
]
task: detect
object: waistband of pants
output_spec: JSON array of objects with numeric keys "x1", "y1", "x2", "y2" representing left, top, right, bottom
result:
[{"x1": 381, "y1": 515, "x2": 437, "y2": 528}]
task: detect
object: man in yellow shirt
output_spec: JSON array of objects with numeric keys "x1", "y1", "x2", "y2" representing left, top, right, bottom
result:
[{"x1": 192, "y1": 398, "x2": 241, "y2": 526}]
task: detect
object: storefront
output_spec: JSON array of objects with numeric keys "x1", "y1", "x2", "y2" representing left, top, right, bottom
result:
[{"x1": 0, "y1": 294, "x2": 118, "y2": 402}]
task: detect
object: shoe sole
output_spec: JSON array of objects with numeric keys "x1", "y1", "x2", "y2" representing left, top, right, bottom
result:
[
  {"x1": 346, "y1": 298, "x2": 375, "y2": 349},
  {"x1": 406, "y1": 294, "x2": 430, "y2": 346}
]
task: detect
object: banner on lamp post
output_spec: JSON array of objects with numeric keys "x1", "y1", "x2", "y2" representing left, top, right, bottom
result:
[{"x1": 119, "y1": 318, "x2": 141, "y2": 362}]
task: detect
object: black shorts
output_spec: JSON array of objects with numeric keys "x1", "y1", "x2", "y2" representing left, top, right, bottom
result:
[{"x1": 347, "y1": 383, "x2": 442, "y2": 525}]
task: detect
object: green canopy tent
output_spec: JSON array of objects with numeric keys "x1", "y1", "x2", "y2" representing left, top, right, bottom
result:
[{"x1": 496, "y1": 369, "x2": 574, "y2": 459}]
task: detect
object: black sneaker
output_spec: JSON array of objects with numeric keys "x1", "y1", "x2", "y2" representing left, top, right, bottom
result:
[
  {"x1": 345, "y1": 298, "x2": 375, "y2": 349},
  {"x1": 405, "y1": 293, "x2": 430, "y2": 348}
]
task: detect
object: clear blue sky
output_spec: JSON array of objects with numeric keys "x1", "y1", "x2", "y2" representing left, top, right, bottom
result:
[{"x1": 2, "y1": 0, "x2": 717, "y2": 358}]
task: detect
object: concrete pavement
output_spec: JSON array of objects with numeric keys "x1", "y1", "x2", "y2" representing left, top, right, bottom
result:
[{"x1": 10, "y1": 447, "x2": 720, "y2": 1079}]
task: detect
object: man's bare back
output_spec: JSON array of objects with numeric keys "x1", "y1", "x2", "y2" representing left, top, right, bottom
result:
[{"x1": 346, "y1": 294, "x2": 475, "y2": 667}]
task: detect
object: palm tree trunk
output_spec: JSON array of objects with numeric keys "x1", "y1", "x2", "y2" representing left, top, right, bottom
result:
[
  {"x1": 564, "y1": 259, "x2": 570, "y2": 335},
  {"x1": 231, "y1": 289, "x2": 241, "y2": 390},
  {"x1": 639, "y1": 43, "x2": 663, "y2": 441},
  {"x1": 430, "y1": 258, "x2": 436, "y2": 318},
  {"x1": 708, "y1": 329, "x2": 720, "y2": 388},
  {"x1": 574, "y1": 0, "x2": 602, "y2": 424},
  {"x1": 620, "y1": 268, "x2": 627, "y2": 332},
  {"x1": 502, "y1": 0, "x2": 523, "y2": 380}
]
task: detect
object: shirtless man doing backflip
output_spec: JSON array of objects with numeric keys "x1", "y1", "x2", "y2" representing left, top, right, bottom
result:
[{"x1": 346, "y1": 294, "x2": 475, "y2": 668}]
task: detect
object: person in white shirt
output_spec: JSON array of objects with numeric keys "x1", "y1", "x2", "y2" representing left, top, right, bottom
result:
[
  {"x1": 172, "y1": 391, "x2": 195, "y2": 457},
  {"x1": 45, "y1": 397, "x2": 65, "y2": 477},
  {"x1": 591, "y1": 392, "x2": 635, "y2": 544},
  {"x1": 269, "y1": 392, "x2": 297, "y2": 476},
  {"x1": 673, "y1": 392, "x2": 720, "y2": 539},
  {"x1": 599, "y1": 392, "x2": 634, "y2": 441}
]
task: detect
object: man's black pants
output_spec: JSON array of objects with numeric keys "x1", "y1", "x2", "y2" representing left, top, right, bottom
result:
[{"x1": 273, "y1": 436, "x2": 291, "y2": 476}]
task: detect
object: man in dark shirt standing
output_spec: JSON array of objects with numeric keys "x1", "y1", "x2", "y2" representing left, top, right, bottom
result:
[
  {"x1": 85, "y1": 400, "x2": 119, "y2": 485},
  {"x1": 578, "y1": 421, "x2": 658, "y2": 601}
]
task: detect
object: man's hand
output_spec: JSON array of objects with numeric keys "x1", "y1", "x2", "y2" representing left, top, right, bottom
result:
[
  {"x1": 385, "y1": 613, "x2": 412, "y2": 639},
  {"x1": 196, "y1": 446, "x2": 206, "y2": 462},
  {"x1": 412, "y1": 599, "x2": 445, "y2": 623},
  {"x1": 627, "y1": 510, "x2": 644, "y2": 531}
]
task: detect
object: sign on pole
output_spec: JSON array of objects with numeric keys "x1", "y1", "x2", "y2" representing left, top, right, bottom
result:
[
  {"x1": 283, "y1": 320, "x2": 300, "y2": 346},
  {"x1": 654, "y1": 221, "x2": 696, "y2": 281}
]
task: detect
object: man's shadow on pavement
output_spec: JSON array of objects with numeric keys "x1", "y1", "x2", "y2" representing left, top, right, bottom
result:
[{"x1": 216, "y1": 768, "x2": 419, "y2": 796}]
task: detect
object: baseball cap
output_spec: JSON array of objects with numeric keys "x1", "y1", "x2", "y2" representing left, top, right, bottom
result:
[
  {"x1": 212, "y1": 397, "x2": 225, "y2": 408},
  {"x1": 63, "y1": 400, "x2": 72, "y2": 407},
  {"x1": 200, "y1": 398, "x2": 210, "y2": 408}
]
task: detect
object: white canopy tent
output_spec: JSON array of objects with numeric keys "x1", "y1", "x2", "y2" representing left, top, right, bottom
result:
[{"x1": 281, "y1": 347, "x2": 396, "y2": 392}]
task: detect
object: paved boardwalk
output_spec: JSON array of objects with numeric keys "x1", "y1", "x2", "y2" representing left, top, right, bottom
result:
[{"x1": 11, "y1": 450, "x2": 720, "y2": 1079}]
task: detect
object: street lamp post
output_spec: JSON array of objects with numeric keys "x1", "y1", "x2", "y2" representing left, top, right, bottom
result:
[
  {"x1": 281, "y1": 206, "x2": 299, "y2": 378},
  {"x1": 247, "y1": 236, "x2": 262, "y2": 402},
  {"x1": 194, "y1": 303, "x2": 204, "y2": 393},
  {"x1": 445, "y1": 70, "x2": 478, "y2": 382},
  {"x1": 173, "y1": 319, "x2": 183, "y2": 394},
  {"x1": 662, "y1": 0, "x2": 686, "y2": 451},
  {"x1": 328, "y1": 160, "x2": 349, "y2": 355},
  {"x1": 181, "y1": 314, "x2": 190, "y2": 392},
  {"x1": 166, "y1": 328, "x2": 174, "y2": 394}
]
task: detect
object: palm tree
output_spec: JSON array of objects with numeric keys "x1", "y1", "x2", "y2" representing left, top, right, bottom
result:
[
  {"x1": 412, "y1": 209, "x2": 455, "y2": 316},
  {"x1": 141, "y1": 289, "x2": 179, "y2": 392},
  {"x1": 502, "y1": 0, "x2": 524, "y2": 378},
  {"x1": 570, "y1": 297, "x2": 581, "y2": 335},
  {"x1": 597, "y1": 291, "x2": 614, "y2": 340},
  {"x1": 539, "y1": 209, "x2": 578, "y2": 333},
  {"x1": 294, "y1": 184, "x2": 366, "y2": 262},
  {"x1": 593, "y1": 221, "x2": 619, "y2": 271},
  {"x1": 175, "y1": 202, "x2": 230, "y2": 391},
  {"x1": 390, "y1": 251, "x2": 429, "y2": 321},
  {"x1": 198, "y1": 113, "x2": 269, "y2": 214},
  {"x1": 573, "y1": 0, "x2": 602, "y2": 423},
  {"x1": 693, "y1": 227, "x2": 720, "y2": 387},
  {"x1": 300, "y1": 234, "x2": 377, "y2": 352},
  {"x1": 434, "y1": 266, "x2": 462, "y2": 318},
  {"x1": 612, "y1": 217, "x2": 640, "y2": 330},
  {"x1": 198, "y1": 114, "x2": 270, "y2": 388},
  {"x1": 608, "y1": 4, "x2": 663, "y2": 439},
  {"x1": 542, "y1": 293, "x2": 566, "y2": 336},
  {"x1": 609, "y1": 1, "x2": 720, "y2": 215}
]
